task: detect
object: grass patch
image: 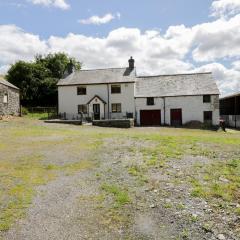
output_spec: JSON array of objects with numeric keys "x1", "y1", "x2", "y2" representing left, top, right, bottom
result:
[
  {"x1": 0, "y1": 154, "x2": 56, "y2": 231},
  {"x1": 60, "y1": 160, "x2": 94, "y2": 175},
  {"x1": 101, "y1": 184, "x2": 131, "y2": 208},
  {"x1": 24, "y1": 112, "x2": 49, "y2": 120},
  {"x1": 127, "y1": 164, "x2": 148, "y2": 184},
  {"x1": 190, "y1": 159, "x2": 240, "y2": 202}
]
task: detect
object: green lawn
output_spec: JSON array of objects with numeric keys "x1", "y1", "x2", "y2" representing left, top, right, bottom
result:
[{"x1": 0, "y1": 117, "x2": 239, "y2": 235}]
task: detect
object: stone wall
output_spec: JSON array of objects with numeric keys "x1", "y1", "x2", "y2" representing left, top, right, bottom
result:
[
  {"x1": 93, "y1": 119, "x2": 134, "y2": 128},
  {"x1": 0, "y1": 84, "x2": 20, "y2": 116}
]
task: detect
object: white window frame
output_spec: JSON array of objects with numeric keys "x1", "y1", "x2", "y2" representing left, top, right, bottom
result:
[{"x1": 3, "y1": 93, "x2": 8, "y2": 104}]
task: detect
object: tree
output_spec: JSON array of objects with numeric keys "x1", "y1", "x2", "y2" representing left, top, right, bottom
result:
[{"x1": 6, "y1": 53, "x2": 81, "y2": 106}]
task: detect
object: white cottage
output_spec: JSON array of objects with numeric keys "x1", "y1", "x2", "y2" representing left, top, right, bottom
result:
[{"x1": 57, "y1": 58, "x2": 220, "y2": 126}]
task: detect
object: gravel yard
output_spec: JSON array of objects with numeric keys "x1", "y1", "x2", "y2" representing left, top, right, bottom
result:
[{"x1": 0, "y1": 118, "x2": 240, "y2": 240}]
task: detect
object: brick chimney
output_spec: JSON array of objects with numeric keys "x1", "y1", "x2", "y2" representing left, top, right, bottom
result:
[{"x1": 128, "y1": 56, "x2": 135, "y2": 69}]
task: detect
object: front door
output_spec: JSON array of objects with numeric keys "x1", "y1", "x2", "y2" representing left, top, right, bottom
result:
[
  {"x1": 171, "y1": 109, "x2": 182, "y2": 126},
  {"x1": 93, "y1": 104, "x2": 100, "y2": 120}
]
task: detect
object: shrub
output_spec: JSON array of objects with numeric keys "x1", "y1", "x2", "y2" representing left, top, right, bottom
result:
[{"x1": 21, "y1": 107, "x2": 29, "y2": 115}]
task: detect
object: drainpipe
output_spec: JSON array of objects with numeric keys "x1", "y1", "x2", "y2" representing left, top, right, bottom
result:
[
  {"x1": 107, "y1": 84, "x2": 110, "y2": 119},
  {"x1": 163, "y1": 97, "x2": 166, "y2": 125}
]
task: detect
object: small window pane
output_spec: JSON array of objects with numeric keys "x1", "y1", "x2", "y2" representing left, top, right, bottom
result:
[
  {"x1": 112, "y1": 103, "x2": 121, "y2": 113},
  {"x1": 77, "y1": 87, "x2": 86, "y2": 95},
  {"x1": 78, "y1": 105, "x2": 87, "y2": 114},
  {"x1": 3, "y1": 93, "x2": 8, "y2": 103},
  {"x1": 147, "y1": 97, "x2": 154, "y2": 105},
  {"x1": 111, "y1": 85, "x2": 121, "y2": 94},
  {"x1": 203, "y1": 95, "x2": 211, "y2": 103}
]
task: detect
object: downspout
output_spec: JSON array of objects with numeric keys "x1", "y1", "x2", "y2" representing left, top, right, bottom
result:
[
  {"x1": 107, "y1": 84, "x2": 110, "y2": 119},
  {"x1": 163, "y1": 97, "x2": 166, "y2": 125}
]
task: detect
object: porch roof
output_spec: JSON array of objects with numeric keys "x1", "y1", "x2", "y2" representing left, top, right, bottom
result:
[{"x1": 87, "y1": 95, "x2": 107, "y2": 104}]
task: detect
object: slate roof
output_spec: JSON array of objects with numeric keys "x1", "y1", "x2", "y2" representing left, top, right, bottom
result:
[
  {"x1": 220, "y1": 91, "x2": 240, "y2": 100},
  {"x1": 0, "y1": 77, "x2": 19, "y2": 90},
  {"x1": 57, "y1": 66, "x2": 219, "y2": 97},
  {"x1": 57, "y1": 68, "x2": 136, "y2": 86},
  {"x1": 135, "y1": 72, "x2": 220, "y2": 97}
]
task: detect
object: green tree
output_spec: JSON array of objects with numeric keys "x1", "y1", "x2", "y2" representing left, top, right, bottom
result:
[{"x1": 6, "y1": 53, "x2": 81, "y2": 106}]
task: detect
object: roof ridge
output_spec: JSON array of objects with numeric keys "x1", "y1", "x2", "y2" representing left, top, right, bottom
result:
[
  {"x1": 136, "y1": 72, "x2": 212, "y2": 78},
  {"x1": 79, "y1": 67, "x2": 134, "y2": 72}
]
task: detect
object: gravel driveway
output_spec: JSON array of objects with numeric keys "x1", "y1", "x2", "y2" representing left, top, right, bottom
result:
[{"x1": 1, "y1": 120, "x2": 239, "y2": 240}]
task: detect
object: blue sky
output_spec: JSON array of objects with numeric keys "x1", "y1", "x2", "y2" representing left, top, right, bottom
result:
[
  {"x1": 0, "y1": 0, "x2": 240, "y2": 95},
  {"x1": 0, "y1": 0, "x2": 212, "y2": 38}
]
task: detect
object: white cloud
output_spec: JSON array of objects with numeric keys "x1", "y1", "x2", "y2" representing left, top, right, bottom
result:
[
  {"x1": 232, "y1": 60, "x2": 240, "y2": 70},
  {"x1": 195, "y1": 63, "x2": 240, "y2": 96},
  {"x1": 211, "y1": 0, "x2": 240, "y2": 18},
  {"x1": 0, "y1": 25, "x2": 47, "y2": 66},
  {"x1": 79, "y1": 13, "x2": 120, "y2": 25},
  {"x1": 192, "y1": 14, "x2": 240, "y2": 62},
  {"x1": 27, "y1": 0, "x2": 70, "y2": 10},
  {"x1": 0, "y1": 18, "x2": 240, "y2": 95}
]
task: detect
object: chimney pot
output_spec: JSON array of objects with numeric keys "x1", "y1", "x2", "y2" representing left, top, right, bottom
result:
[{"x1": 128, "y1": 56, "x2": 135, "y2": 69}]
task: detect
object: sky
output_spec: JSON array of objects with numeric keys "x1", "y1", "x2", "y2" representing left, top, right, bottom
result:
[{"x1": 0, "y1": 0, "x2": 240, "y2": 96}]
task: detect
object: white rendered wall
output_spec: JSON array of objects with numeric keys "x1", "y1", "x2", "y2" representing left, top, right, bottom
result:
[
  {"x1": 135, "y1": 95, "x2": 219, "y2": 125},
  {"x1": 135, "y1": 98, "x2": 164, "y2": 125},
  {"x1": 109, "y1": 83, "x2": 135, "y2": 119},
  {"x1": 58, "y1": 83, "x2": 135, "y2": 119}
]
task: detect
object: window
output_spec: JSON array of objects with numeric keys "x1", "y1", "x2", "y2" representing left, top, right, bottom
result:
[
  {"x1": 204, "y1": 111, "x2": 212, "y2": 122},
  {"x1": 111, "y1": 85, "x2": 121, "y2": 94},
  {"x1": 147, "y1": 97, "x2": 154, "y2": 106},
  {"x1": 77, "y1": 86, "x2": 86, "y2": 95},
  {"x1": 203, "y1": 95, "x2": 211, "y2": 103},
  {"x1": 112, "y1": 103, "x2": 121, "y2": 113},
  {"x1": 78, "y1": 104, "x2": 88, "y2": 114},
  {"x1": 3, "y1": 93, "x2": 8, "y2": 104}
]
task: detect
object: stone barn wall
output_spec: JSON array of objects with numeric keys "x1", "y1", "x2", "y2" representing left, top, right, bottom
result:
[{"x1": 0, "y1": 83, "x2": 20, "y2": 116}]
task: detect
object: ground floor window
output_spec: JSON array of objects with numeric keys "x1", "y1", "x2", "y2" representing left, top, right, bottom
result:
[
  {"x1": 204, "y1": 111, "x2": 212, "y2": 123},
  {"x1": 3, "y1": 93, "x2": 8, "y2": 104},
  {"x1": 78, "y1": 104, "x2": 88, "y2": 114},
  {"x1": 112, "y1": 103, "x2": 121, "y2": 113}
]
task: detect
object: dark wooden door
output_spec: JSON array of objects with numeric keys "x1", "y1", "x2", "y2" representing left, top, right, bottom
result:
[
  {"x1": 170, "y1": 109, "x2": 182, "y2": 126},
  {"x1": 140, "y1": 110, "x2": 161, "y2": 126},
  {"x1": 204, "y1": 111, "x2": 213, "y2": 125},
  {"x1": 93, "y1": 104, "x2": 100, "y2": 120}
]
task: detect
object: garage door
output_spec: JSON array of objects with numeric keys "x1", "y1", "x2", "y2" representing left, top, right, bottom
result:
[
  {"x1": 170, "y1": 109, "x2": 182, "y2": 126},
  {"x1": 140, "y1": 110, "x2": 161, "y2": 126}
]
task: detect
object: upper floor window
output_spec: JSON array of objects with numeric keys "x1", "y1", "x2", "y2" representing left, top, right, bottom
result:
[
  {"x1": 147, "y1": 97, "x2": 154, "y2": 106},
  {"x1": 3, "y1": 93, "x2": 8, "y2": 104},
  {"x1": 77, "y1": 86, "x2": 86, "y2": 95},
  {"x1": 78, "y1": 104, "x2": 88, "y2": 114},
  {"x1": 111, "y1": 85, "x2": 121, "y2": 94},
  {"x1": 203, "y1": 95, "x2": 211, "y2": 103},
  {"x1": 112, "y1": 103, "x2": 122, "y2": 113}
]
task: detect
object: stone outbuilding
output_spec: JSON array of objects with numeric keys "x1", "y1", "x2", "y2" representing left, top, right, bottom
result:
[{"x1": 0, "y1": 76, "x2": 20, "y2": 116}]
